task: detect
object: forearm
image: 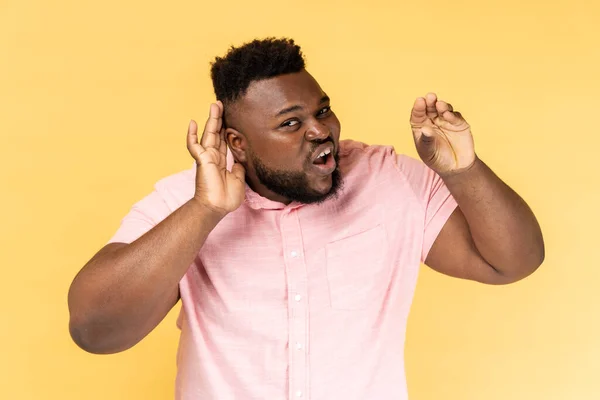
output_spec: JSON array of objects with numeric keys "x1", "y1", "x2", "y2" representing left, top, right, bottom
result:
[
  {"x1": 442, "y1": 157, "x2": 545, "y2": 279},
  {"x1": 68, "y1": 199, "x2": 224, "y2": 353}
]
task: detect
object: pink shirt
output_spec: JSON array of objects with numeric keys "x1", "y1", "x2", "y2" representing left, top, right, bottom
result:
[{"x1": 109, "y1": 139, "x2": 457, "y2": 400}]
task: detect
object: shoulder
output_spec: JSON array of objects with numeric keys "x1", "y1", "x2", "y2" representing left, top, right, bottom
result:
[
  {"x1": 338, "y1": 139, "x2": 423, "y2": 178},
  {"x1": 339, "y1": 139, "x2": 434, "y2": 181},
  {"x1": 154, "y1": 165, "x2": 195, "y2": 189},
  {"x1": 149, "y1": 165, "x2": 196, "y2": 211},
  {"x1": 335, "y1": 140, "x2": 402, "y2": 203},
  {"x1": 338, "y1": 139, "x2": 395, "y2": 169},
  {"x1": 338, "y1": 139, "x2": 394, "y2": 157}
]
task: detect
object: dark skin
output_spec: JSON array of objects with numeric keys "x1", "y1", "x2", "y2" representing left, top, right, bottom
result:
[
  {"x1": 226, "y1": 71, "x2": 544, "y2": 283},
  {"x1": 68, "y1": 69, "x2": 543, "y2": 354},
  {"x1": 224, "y1": 70, "x2": 341, "y2": 203},
  {"x1": 408, "y1": 92, "x2": 544, "y2": 284}
]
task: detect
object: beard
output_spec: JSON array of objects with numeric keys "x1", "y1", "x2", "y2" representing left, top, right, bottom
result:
[{"x1": 250, "y1": 148, "x2": 343, "y2": 205}]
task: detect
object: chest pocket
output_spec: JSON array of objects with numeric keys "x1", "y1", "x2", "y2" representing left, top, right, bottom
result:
[{"x1": 325, "y1": 224, "x2": 390, "y2": 310}]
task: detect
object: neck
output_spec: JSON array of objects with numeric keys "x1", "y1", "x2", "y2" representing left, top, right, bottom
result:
[{"x1": 245, "y1": 175, "x2": 292, "y2": 205}]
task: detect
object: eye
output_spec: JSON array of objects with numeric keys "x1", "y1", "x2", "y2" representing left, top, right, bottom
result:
[
  {"x1": 281, "y1": 119, "x2": 300, "y2": 128},
  {"x1": 317, "y1": 106, "x2": 331, "y2": 116}
]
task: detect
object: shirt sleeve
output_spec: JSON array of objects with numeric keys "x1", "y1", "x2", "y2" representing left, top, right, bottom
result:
[
  {"x1": 107, "y1": 189, "x2": 172, "y2": 245},
  {"x1": 394, "y1": 154, "x2": 458, "y2": 263}
]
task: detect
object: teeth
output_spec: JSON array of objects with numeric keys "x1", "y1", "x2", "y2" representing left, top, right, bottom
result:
[{"x1": 318, "y1": 148, "x2": 332, "y2": 158}]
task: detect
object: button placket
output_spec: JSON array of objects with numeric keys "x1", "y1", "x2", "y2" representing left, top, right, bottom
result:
[{"x1": 281, "y1": 209, "x2": 309, "y2": 399}]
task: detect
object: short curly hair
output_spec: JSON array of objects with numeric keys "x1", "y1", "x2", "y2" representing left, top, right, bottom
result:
[{"x1": 210, "y1": 37, "x2": 306, "y2": 105}]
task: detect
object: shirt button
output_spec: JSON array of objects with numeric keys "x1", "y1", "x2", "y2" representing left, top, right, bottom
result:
[
  {"x1": 296, "y1": 342, "x2": 303, "y2": 350},
  {"x1": 294, "y1": 294, "x2": 302, "y2": 302},
  {"x1": 290, "y1": 250, "x2": 298, "y2": 258},
  {"x1": 296, "y1": 391, "x2": 303, "y2": 397}
]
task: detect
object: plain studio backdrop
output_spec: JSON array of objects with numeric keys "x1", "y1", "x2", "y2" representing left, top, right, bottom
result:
[{"x1": 1, "y1": 0, "x2": 598, "y2": 399}]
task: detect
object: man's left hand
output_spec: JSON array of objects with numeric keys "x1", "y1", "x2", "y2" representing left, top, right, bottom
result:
[{"x1": 410, "y1": 93, "x2": 476, "y2": 177}]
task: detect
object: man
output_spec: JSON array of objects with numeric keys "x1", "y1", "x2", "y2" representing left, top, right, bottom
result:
[{"x1": 68, "y1": 38, "x2": 544, "y2": 399}]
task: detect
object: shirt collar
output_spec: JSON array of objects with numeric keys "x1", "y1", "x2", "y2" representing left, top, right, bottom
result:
[
  {"x1": 244, "y1": 183, "x2": 304, "y2": 211},
  {"x1": 189, "y1": 163, "x2": 304, "y2": 211}
]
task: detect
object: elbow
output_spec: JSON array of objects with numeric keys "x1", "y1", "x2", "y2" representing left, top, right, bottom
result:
[
  {"x1": 69, "y1": 318, "x2": 104, "y2": 354},
  {"x1": 519, "y1": 237, "x2": 546, "y2": 280},
  {"x1": 68, "y1": 275, "x2": 138, "y2": 354},
  {"x1": 494, "y1": 226, "x2": 546, "y2": 285},
  {"x1": 523, "y1": 229, "x2": 546, "y2": 278},
  {"x1": 491, "y1": 249, "x2": 545, "y2": 285},
  {"x1": 68, "y1": 313, "x2": 136, "y2": 355}
]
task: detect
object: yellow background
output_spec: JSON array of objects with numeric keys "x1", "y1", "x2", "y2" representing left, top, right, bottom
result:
[{"x1": 1, "y1": 0, "x2": 598, "y2": 399}]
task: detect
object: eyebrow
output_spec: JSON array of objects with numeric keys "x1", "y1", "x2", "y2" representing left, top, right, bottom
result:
[{"x1": 274, "y1": 95, "x2": 330, "y2": 117}]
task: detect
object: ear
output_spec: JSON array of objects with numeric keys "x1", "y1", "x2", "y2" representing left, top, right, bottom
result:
[{"x1": 225, "y1": 127, "x2": 248, "y2": 163}]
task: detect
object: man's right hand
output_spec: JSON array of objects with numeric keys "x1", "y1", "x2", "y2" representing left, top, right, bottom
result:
[
  {"x1": 187, "y1": 102, "x2": 246, "y2": 217},
  {"x1": 69, "y1": 101, "x2": 246, "y2": 354}
]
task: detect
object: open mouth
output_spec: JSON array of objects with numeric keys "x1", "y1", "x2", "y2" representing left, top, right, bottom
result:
[
  {"x1": 310, "y1": 142, "x2": 336, "y2": 175},
  {"x1": 313, "y1": 147, "x2": 332, "y2": 165}
]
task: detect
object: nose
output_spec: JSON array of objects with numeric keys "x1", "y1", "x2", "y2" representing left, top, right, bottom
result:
[{"x1": 304, "y1": 119, "x2": 330, "y2": 142}]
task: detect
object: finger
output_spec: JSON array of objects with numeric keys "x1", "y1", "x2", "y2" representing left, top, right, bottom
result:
[
  {"x1": 216, "y1": 101, "x2": 224, "y2": 132},
  {"x1": 435, "y1": 100, "x2": 452, "y2": 115},
  {"x1": 410, "y1": 97, "x2": 428, "y2": 125},
  {"x1": 219, "y1": 127, "x2": 227, "y2": 168},
  {"x1": 442, "y1": 110, "x2": 463, "y2": 125},
  {"x1": 206, "y1": 103, "x2": 223, "y2": 148},
  {"x1": 435, "y1": 100, "x2": 466, "y2": 125},
  {"x1": 200, "y1": 103, "x2": 223, "y2": 149},
  {"x1": 217, "y1": 100, "x2": 227, "y2": 128},
  {"x1": 425, "y1": 92, "x2": 438, "y2": 120},
  {"x1": 217, "y1": 101, "x2": 227, "y2": 163},
  {"x1": 186, "y1": 120, "x2": 206, "y2": 162}
]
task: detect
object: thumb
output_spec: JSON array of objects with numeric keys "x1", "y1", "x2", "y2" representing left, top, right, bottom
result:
[
  {"x1": 414, "y1": 126, "x2": 438, "y2": 164},
  {"x1": 415, "y1": 126, "x2": 437, "y2": 152},
  {"x1": 418, "y1": 126, "x2": 436, "y2": 144}
]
